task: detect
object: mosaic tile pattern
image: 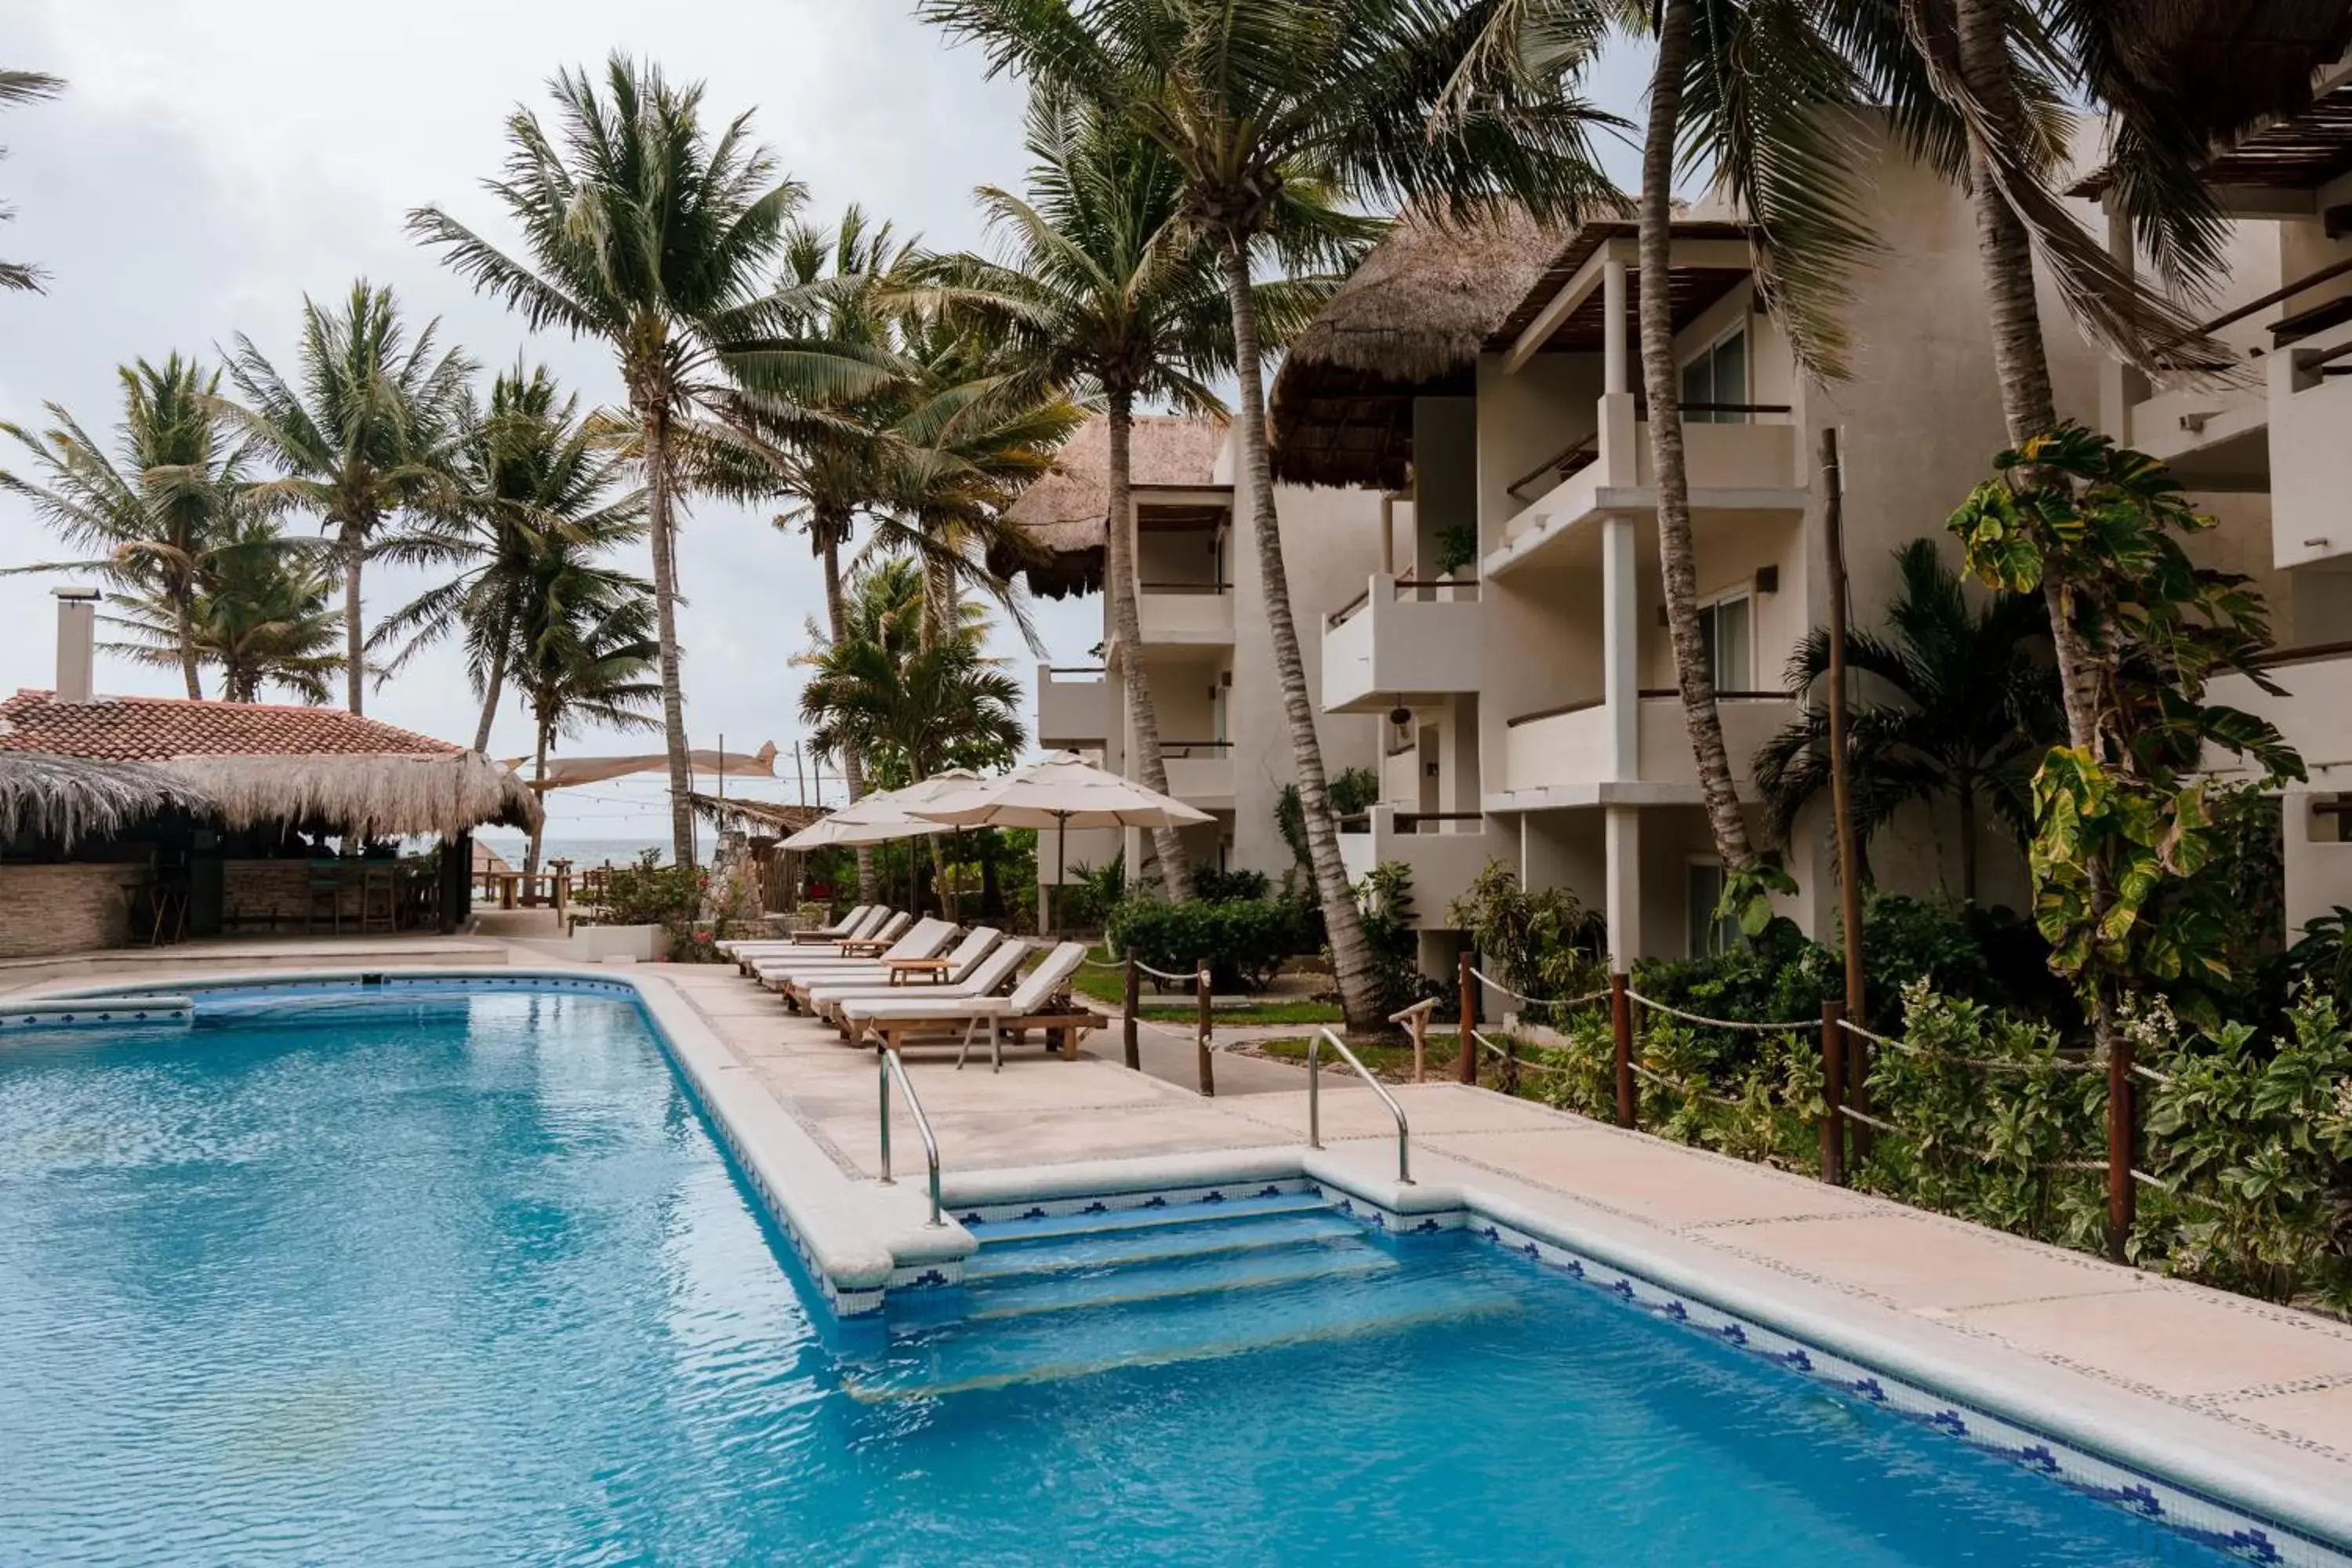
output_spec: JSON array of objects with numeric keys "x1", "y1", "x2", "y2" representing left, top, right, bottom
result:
[
  {"x1": 955, "y1": 1179, "x2": 1316, "y2": 1229},
  {"x1": 0, "y1": 999, "x2": 194, "y2": 1033}
]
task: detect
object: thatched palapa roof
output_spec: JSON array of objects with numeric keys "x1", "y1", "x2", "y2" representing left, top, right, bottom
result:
[
  {"x1": 689, "y1": 793, "x2": 826, "y2": 837},
  {"x1": 0, "y1": 689, "x2": 541, "y2": 838},
  {"x1": 0, "y1": 751, "x2": 215, "y2": 848},
  {"x1": 993, "y1": 414, "x2": 1229, "y2": 597},
  {"x1": 1271, "y1": 205, "x2": 1571, "y2": 489}
]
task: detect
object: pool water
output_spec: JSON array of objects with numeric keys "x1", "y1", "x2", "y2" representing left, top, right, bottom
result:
[{"x1": 0, "y1": 989, "x2": 2246, "y2": 1565}]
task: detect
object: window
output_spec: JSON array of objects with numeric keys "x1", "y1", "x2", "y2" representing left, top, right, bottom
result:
[
  {"x1": 1686, "y1": 862, "x2": 1737, "y2": 957},
  {"x1": 1698, "y1": 592, "x2": 1751, "y2": 692},
  {"x1": 1679, "y1": 325, "x2": 1748, "y2": 424}
]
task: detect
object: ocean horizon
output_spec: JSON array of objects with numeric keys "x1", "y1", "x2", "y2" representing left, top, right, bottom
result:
[{"x1": 474, "y1": 835, "x2": 715, "y2": 869}]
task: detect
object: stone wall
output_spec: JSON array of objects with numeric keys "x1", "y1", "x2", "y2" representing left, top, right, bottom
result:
[{"x1": 0, "y1": 863, "x2": 142, "y2": 959}]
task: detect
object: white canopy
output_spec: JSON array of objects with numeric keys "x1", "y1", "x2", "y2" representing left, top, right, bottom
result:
[
  {"x1": 779, "y1": 769, "x2": 982, "y2": 850},
  {"x1": 507, "y1": 742, "x2": 778, "y2": 791},
  {"x1": 909, "y1": 752, "x2": 1214, "y2": 832}
]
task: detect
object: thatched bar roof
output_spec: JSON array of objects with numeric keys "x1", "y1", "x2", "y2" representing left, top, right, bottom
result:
[
  {"x1": 0, "y1": 751, "x2": 215, "y2": 848},
  {"x1": 1271, "y1": 205, "x2": 1570, "y2": 489},
  {"x1": 993, "y1": 414, "x2": 1229, "y2": 597},
  {"x1": 0, "y1": 689, "x2": 541, "y2": 838},
  {"x1": 689, "y1": 793, "x2": 826, "y2": 837}
]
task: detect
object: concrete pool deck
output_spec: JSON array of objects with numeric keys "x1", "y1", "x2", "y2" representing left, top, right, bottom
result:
[{"x1": 12, "y1": 942, "x2": 2352, "y2": 1552}]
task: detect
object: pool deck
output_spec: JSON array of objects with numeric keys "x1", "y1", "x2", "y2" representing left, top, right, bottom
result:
[{"x1": 13, "y1": 942, "x2": 2352, "y2": 1551}]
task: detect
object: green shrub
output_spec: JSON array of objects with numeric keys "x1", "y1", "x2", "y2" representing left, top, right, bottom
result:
[
  {"x1": 1352, "y1": 860, "x2": 1429, "y2": 1017},
  {"x1": 1059, "y1": 853, "x2": 1126, "y2": 931},
  {"x1": 1190, "y1": 865, "x2": 1270, "y2": 903},
  {"x1": 1275, "y1": 767, "x2": 1380, "y2": 870},
  {"x1": 1447, "y1": 861, "x2": 1606, "y2": 1014},
  {"x1": 1105, "y1": 896, "x2": 1301, "y2": 992},
  {"x1": 595, "y1": 850, "x2": 702, "y2": 928}
]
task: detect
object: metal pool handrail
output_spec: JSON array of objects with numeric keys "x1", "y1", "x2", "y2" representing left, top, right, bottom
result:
[
  {"x1": 1308, "y1": 1027, "x2": 1414, "y2": 1185},
  {"x1": 877, "y1": 1047, "x2": 945, "y2": 1227}
]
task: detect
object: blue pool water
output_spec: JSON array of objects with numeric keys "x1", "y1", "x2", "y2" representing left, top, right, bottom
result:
[{"x1": 0, "y1": 988, "x2": 2253, "y2": 1564}]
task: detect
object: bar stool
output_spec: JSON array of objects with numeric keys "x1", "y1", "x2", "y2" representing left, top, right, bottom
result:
[
  {"x1": 305, "y1": 860, "x2": 344, "y2": 935},
  {"x1": 359, "y1": 866, "x2": 396, "y2": 934}
]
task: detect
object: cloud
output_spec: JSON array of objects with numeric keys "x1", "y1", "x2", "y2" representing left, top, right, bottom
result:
[{"x1": 0, "y1": 0, "x2": 1102, "y2": 844}]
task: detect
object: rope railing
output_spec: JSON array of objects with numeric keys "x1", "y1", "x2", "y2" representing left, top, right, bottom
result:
[
  {"x1": 1630, "y1": 1058, "x2": 1746, "y2": 1109},
  {"x1": 1468, "y1": 967, "x2": 1608, "y2": 1011},
  {"x1": 1623, "y1": 989, "x2": 1813, "y2": 1033},
  {"x1": 1838, "y1": 1014, "x2": 2103, "y2": 1075},
  {"x1": 1133, "y1": 959, "x2": 1197, "y2": 984}
]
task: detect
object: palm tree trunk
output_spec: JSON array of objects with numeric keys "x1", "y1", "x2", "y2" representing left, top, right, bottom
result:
[
  {"x1": 1105, "y1": 392, "x2": 1193, "y2": 895},
  {"x1": 174, "y1": 582, "x2": 204, "y2": 700},
  {"x1": 920, "y1": 514, "x2": 953, "y2": 653},
  {"x1": 1955, "y1": 0, "x2": 2127, "y2": 1256},
  {"x1": 526, "y1": 718, "x2": 550, "y2": 875},
  {"x1": 818, "y1": 519, "x2": 879, "y2": 904},
  {"x1": 474, "y1": 639, "x2": 506, "y2": 753},
  {"x1": 342, "y1": 519, "x2": 367, "y2": 714},
  {"x1": 1643, "y1": 0, "x2": 1755, "y2": 877},
  {"x1": 643, "y1": 410, "x2": 699, "y2": 871},
  {"x1": 1958, "y1": 781, "x2": 1980, "y2": 904},
  {"x1": 1220, "y1": 238, "x2": 1380, "y2": 1031},
  {"x1": 1953, "y1": 0, "x2": 2097, "y2": 756}
]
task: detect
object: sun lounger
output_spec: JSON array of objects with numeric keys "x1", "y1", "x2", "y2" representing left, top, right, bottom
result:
[
  {"x1": 843, "y1": 941, "x2": 1098, "y2": 1072},
  {"x1": 717, "y1": 905, "x2": 867, "y2": 960},
  {"x1": 758, "y1": 919, "x2": 960, "y2": 1000},
  {"x1": 726, "y1": 906, "x2": 895, "y2": 969},
  {"x1": 735, "y1": 911, "x2": 909, "y2": 974},
  {"x1": 803, "y1": 931, "x2": 1023, "y2": 1024},
  {"x1": 789, "y1": 927, "x2": 1005, "y2": 1014}
]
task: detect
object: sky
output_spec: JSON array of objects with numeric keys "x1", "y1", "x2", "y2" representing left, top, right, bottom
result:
[{"x1": 0, "y1": 2, "x2": 1649, "y2": 846}]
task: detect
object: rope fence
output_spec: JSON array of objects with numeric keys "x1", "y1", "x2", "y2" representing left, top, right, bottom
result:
[
  {"x1": 1468, "y1": 967, "x2": 1608, "y2": 1011},
  {"x1": 1623, "y1": 989, "x2": 1813, "y2": 1033}
]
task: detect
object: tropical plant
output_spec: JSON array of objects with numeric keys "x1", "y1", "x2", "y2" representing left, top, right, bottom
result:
[
  {"x1": 225, "y1": 281, "x2": 474, "y2": 715},
  {"x1": 0, "y1": 70, "x2": 61, "y2": 293},
  {"x1": 1104, "y1": 895, "x2": 1300, "y2": 992},
  {"x1": 100, "y1": 514, "x2": 346, "y2": 703},
  {"x1": 512, "y1": 568, "x2": 663, "y2": 873},
  {"x1": 0, "y1": 354, "x2": 260, "y2": 697},
  {"x1": 1276, "y1": 766, "x2": 1380, "y2": 874},
  {"x1": 410, "y1": 54, "x2": 885, "y2": 868},
  {"x1": 1448, "y1": 859, "x2": 1610, "y2": 1015},
  {"x1": 928, "y1": 89, "x2": 1254, "y2": 891},
  {"x1": 1352, "y1": 859, "x2": 1427, "y2": 1016},
  {"x1": 370, "y1": 362, "x2": 647, "y2": 750},
  {"x1": 797, "y1": 556, "x2": 1028, "y2": 787},
  {"x1": 1947, "y1": 425, "x2": 2303, "y2": 1254},
  {"x1": 923, "y1": 0, "x2": 1617, "y2": 1031},
  {"x1": 1755, "y1": 538, "x2": 2057, "y2": 902}
]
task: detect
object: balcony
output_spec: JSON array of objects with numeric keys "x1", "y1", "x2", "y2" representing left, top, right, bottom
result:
[
  {"x1": 2270, "y1": 315, "x2": 2352, "y2": 567},
  {"x1": 1136, "y1": 581, "x2": 1236, "y2": 645},
  {"x1": 1162, "y1": 741, "x2": 1235, "y2": 810},
  {"x1": 1036, "y1": 664, "x2": 1109, "y2": 749},
  {"x1": 1321, "y1": 573, "x2": 1482, "y2": 713},
  {"x1": 1487, "y1": 395, "x2": 1805, "y2": 579},
  {"x1": 1337, "y1": 805, "x2": 1493, "y2": 927},
  {"x1": 1497, "y1": 691, "x2": 1798, "y2": 804},
  {"x1": 2207, "y1": 645, "x2": 2352, "y2": 780}
]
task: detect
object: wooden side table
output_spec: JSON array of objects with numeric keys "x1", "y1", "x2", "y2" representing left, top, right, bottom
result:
[
  {"x1": 837, "y1": 938, "x2": 891, "y2": 959},
  {"x1": 884, "y1": 956, "x2": 952, "y2": 985}
]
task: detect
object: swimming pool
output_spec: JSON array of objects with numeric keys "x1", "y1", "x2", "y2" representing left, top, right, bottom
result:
[{"x1": 0, "y1": 983, "x2": 2319, "y2": 1563}]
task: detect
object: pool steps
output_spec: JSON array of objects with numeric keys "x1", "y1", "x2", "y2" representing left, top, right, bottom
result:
[{"x1": 848, "y1": 1196, "x2": 1515, "y2": 1401}]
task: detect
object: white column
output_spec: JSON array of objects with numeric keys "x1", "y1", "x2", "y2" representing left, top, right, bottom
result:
[
  {"x1": 1604, "y1": 804, "x2": 1642, "y2": 970},
  {"x1": 1602, "y1": 255, "x2": 1629, "y2": 396},
  {"x1": 1602, "y1": 514, "x2": 1638, "y2": 780}
]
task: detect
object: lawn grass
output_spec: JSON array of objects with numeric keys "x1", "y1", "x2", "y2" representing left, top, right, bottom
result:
[
  {"x1": 1252, "y1": 1035, "x2": 1436, "y2": 1081},
  {"x1": 1139, "y1": 999, "x2": 1344, "y2": 1025}
]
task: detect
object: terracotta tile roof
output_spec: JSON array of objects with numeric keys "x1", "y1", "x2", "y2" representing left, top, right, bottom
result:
[{"x1": 0, "y1": 690, "x2": 467, "y2": 761}]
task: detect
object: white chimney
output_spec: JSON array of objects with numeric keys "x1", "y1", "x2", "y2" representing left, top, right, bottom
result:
[{"x1": 52, "y1": 586, "x2": 100, "y2": 705}]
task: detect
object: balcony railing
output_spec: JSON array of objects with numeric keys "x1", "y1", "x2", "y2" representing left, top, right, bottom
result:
[{"x1": 1326, "y1": 576, "x2": 1483, "y2": 630}]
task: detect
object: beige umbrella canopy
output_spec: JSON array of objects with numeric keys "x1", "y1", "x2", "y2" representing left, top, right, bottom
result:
[
  {"x1": 779, "y1": 770, "x2": 980, "y2": 851},
  {"x1": 911, "y1": 752, "x2": 1214, "y2": 930}
]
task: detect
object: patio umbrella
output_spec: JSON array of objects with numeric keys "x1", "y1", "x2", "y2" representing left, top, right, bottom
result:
[
  {"x1": 909, "y1": 752, "x2": 1214, "y2": 931},
  {"x1": 780, "y1": 771, "x2": 978, "y2": 916}
]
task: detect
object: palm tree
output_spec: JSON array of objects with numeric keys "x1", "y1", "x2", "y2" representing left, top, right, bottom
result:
[
  {"x1": 1754, "y1": 539, "x2": 2058, "y2": 902},
  {"x1": 799, "y1": 556, "x2": 1026, "y2": 915},
  {"x1": 103, "y1": 514, "x2": 346, "y2": 704},
  {"x1": 225, "y1": 280, "x2": 474, "y2": 715},
  {"x1": 1, "y1": 70, "x2": 62, "y2": 292},
  {"x1": 409, "y1": 54, "x2": 885, "y2": 869},
  {"x1": 512, "y1": 568, "x2": 663, "y2": 873},
  {"x1": 371, "y1": 362, "x2": 647, "y2": 750},
  {"x1": 0, "y1": 354, "x2": 261, "y2": 699},
  {"x1": 922, "y1": 0, "x2": 1617, "y2": 1029},
  {"x1": 926, "y1": 89, "x2": 1249, "y2": 892}
]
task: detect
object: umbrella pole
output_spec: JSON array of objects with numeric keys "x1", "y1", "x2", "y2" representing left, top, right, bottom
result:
[{"x1": 1056, "y1": 813, "x2": 1069, "y2": 937}]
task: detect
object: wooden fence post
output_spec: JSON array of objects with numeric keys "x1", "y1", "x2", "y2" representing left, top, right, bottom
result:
[
  {"x1": 2107, "y1": 1031, "x2": 2135, "y2": 1262},
  {"x1": 1196, "y1": 964, "x2": 1216, "y2": 1098},
  {"x1": 1820, "y1": 999, "x2": 1846, "y2": 1186},
  {"x1": 1457, "y1": 949, "x2": 1477, "y2": 1084},
  {"x1": 1611, "y1": 972, "x2": 1636, "y2": 1128},
  {"x1": 1122, "y1": 948, "x2": 1141, "y2": 1072}
]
